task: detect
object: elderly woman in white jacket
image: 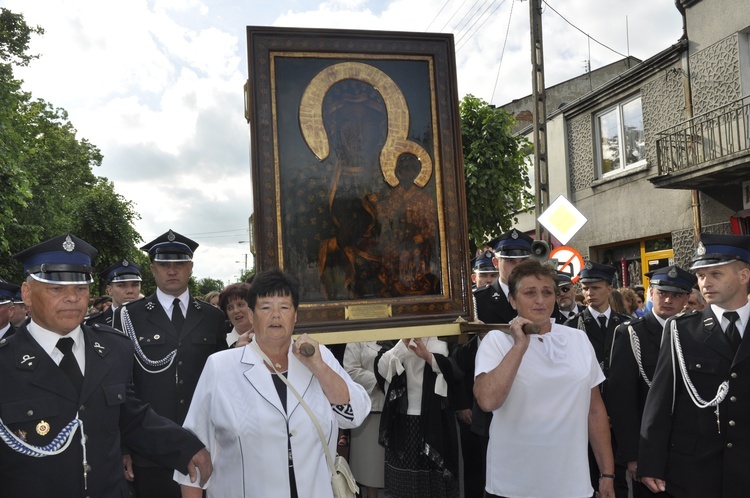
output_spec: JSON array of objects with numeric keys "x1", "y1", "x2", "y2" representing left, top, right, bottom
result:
[{"x1": 175, "y1": 269, "x2": 370, "y2": 497}]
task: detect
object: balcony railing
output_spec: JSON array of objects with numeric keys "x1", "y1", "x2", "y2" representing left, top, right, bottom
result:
[{"x1": 656, "y1": 95, "x2": 750, "y2": 175}]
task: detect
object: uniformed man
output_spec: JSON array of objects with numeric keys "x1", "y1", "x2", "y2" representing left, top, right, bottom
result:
[
  {"x1": 0, "y1": 233, "x2": 211, "y2": 497},
  {"x1": 117, "y1": 229, "x2": 227, "y2": 498},
  {"x1": 555, "y1": 271, "x2": 583, "y2": 322},
  {"x1": 473, "y1": 228, "x2": 533, "y2": 324},
  {"x1": 607, "y1": 265, "x2": 696, "y2": 497},
  {"x1": 683, "y1": 287, "x2": 706, "y2": 311},
  {"x1": 470, "y1": 250, "x2": 499, "y2": 290},
  {"x1": 86, "y1": 258, "x2": 143, "y2": 330},
  {"x1": 565, "y1": 261, "x2": 630, "y2": 498},
  {"x1": 9, "y1": 289, "x2": 29, "y2": 329},
  {"x1": 639, "y1": 234, "x2": 750, "y2": 497},
  {"x1": 0, "y1": 280, "x2": 21, "y2": 339}
]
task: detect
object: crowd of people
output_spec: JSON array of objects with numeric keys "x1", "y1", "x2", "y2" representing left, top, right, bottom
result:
[{"x1": 0, "y1": 227, "x2": 748, "y2": 498}]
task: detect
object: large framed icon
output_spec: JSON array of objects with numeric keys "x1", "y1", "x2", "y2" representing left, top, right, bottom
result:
[{"x1": 246, "y1": 26, "x2": 472, "y2": 332}]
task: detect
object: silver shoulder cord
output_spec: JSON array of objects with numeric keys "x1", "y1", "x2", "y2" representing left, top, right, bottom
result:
[
  {"x1": 628, "y1": 325, "x2": 652, "y2": 387},
  {"x1": 670, "y1": 319, "x2": 729, "y2": 434},
  {"x1": 121, "y1": 307, "x2": 177, "y2": 374},
  {"x1": 0, "y1": 414, "x2": 90, "y2": 489}
]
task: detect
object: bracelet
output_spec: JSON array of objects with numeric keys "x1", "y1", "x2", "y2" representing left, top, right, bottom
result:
[{"x1": 599, "y1": 473, "x2": 615, "y2": 479}]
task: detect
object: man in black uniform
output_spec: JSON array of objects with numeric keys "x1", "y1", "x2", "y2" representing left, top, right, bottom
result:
[
  {"x1": 0, "y1": 233, "x2": 211, "y2": 497},
  {"x1": 565, "y1": 261, "x2": 629, "y2": 498},
  {"x1": 607, "y1": 265, "x2": 695, "y2": 497},
  {"x1": 0, "y1": 280, "x2": 21, "y2": 339},
  {"x1": 118, "y1": 229, "x2": 227, "y2": 498},
  {"x1": 639, "y1": 234, "x2": 750, "y2": 497},
  {"x1": 470, "y1": 250, "x2": 499, "y2": 290},
  {"x1": 555, "y1": 271, "x2": 583, "y2": 322},
  {"x1": 86, "y1": 258, "x2": 142, "y2": 330}
]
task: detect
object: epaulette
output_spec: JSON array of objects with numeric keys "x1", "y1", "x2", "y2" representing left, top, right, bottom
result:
[
  {"x1": 84, "y1": 310, "x2": 104, "y2": 322},
  {"x1": 472, "y1": 284, "x2": 490, "y2": 294},
  {"x1": 121, "y1": 296, "x2": 146, "y2": 307},
  {"x1": 672, "y1": 309, "x2": 700, "y2": 321},
  {"x1": 87, "y1": 322, "x2": 129, "y2": 339}
]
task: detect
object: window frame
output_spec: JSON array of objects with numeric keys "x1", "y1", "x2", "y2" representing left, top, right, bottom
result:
[{"x1": 594, "y1": 93, "x2": 646, "y2": 178}]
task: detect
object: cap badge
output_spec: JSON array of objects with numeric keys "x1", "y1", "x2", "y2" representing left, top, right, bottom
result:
[
  {"x1": 167, "y1": 230, "x2": 176, "y2": 242},
  {"x1": 122, "y1": 259, "x2": 130, "y2": 267},
  {"x1": 696, "y1": 241, "x2": 706, "y2": 255},
  {"x1": 145, "y1": 302, "x2": 155, "y2": 311},
  {"x1": 62, "y1": 235, "x2": 75, "y2": 252},
  {"x1": 668, "y1": 267, "x2": 678, "y2": 278},
  {"x1": 511, "y1": 229, "x2": 519, "y2": 239}
]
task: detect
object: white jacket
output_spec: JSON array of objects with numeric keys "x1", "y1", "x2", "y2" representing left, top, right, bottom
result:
[{"x1": 174, "y1": 343, "x2": 370, "y2": 497}]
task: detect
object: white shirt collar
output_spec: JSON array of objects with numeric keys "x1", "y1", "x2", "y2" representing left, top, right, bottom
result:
[
  {"x1": 499, "y1": 280, "x2": 510, "y2": 298},
  {"x1": 711, "y1": 301, "x2": 750, "y2": 335},
  {"x1": 156, "y1": 288, "x2": 189, "y2": 316},
  {"x1": 27, "y1": 320, "x2": 85, "y2": 370},
  {"x1": 651, "y1": 309, "x2": 667, "y2": 328},
  {"x1": 0, "y1": 323, "x2": 10, "y2": 339},
  {"x1": 589, "y1": 306, "x2": 611, "y2": 321}
]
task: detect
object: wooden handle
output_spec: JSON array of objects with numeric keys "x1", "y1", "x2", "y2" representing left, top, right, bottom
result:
[
  {"x1": 459, "y1": 322, "x2": 541, "y2": 335},
  {"x1": 299, "y1": 342, "x2": 316, "y2": 357}
]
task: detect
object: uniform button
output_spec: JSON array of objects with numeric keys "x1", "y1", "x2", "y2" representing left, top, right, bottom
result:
[
  {"x1": 79, "y1": 405, "x2": 85, "y2": 412},
  {"x1": 290, "y1": 430, "x2": 297, "y2": 436},
  {"x1": 146, "y1": 339, "x2": 151, "y2": 343},
  {"x1": 117, "y1": 394, "x2": 123, "y2": 400},
  {"x1": 178, "y1": 342, "x2": 182, "y2": 347},
  {"x1": 731, "y1": 373, "x2": 738, "y2": 379},
  {"x1": 729, "y1": 420, "x2": 736, "y2": 427},
  {"x1": 696, "y1": 364, "x2": 702, "y2": 369},
  {"x1": 179, "y1": 379, "x2": 184, "y2": 385},
  {"x1": 203, "y1": 338, "x2": 207, "y2": 342},
  {"x1": 727, "y1": 443, "x2": 733, "y2": 448},
  {"x1": 26, "y1": 410, "x2": 33, "y2": 417},
  {"x1": 731, "y1": 396, "x2": 737, "y2": 402},
  {"x1": 178, "y1": 361, "x2": 183, "y2": 366},
  {"x1": 180, "y1": 399, "x2": 185, "y2": 404},
  {"x1": 154, "y1": 334, "x2": 160, "y2": 340}
]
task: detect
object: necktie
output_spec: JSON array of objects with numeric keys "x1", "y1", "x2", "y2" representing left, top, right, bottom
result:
[
  {"x1": 597, "y1": 315, "x2": 607, "y2": 332},
  {"x1": 171, "y1": 298, "x2": 185, "y2": 333},
  {"x1": 724, "y1": 311, "x2": 741, "y2": 353},
  {"x1": 57, "y1": 337, "x2": 83, "y2": 395}
]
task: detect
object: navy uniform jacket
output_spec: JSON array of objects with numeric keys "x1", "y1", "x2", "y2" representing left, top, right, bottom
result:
[
  {"x1": 639, "y1": 309, "x2": 750, "y2": 498},
  {"x1": 117, "y1": 294, "x2": 226, "y2": 465},
  {"x1": 0, "y1": 324, "x2": 204, "y2": 498},
  {"x1": 607, "y1": 311, "x2": 664, "y2": 464},
  {"x1": 473, "y1": 280, "x2": 517, "y2": 325},
  {"x1": 565, "y1": 308, "x2": 629, "y2": 392},
  {"x1": 85, "y1": 307, "x2": 117, "y2": 330}
]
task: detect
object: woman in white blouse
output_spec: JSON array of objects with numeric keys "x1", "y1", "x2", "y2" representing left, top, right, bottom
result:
[
  {"x1": 175, "y1": 269, "x2": 370, "y2": 497},
  {"x1": 474, "y1": 259, "x2": 615, "y2": 498}
]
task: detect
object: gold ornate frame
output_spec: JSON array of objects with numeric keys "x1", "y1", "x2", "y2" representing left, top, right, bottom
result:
[{"x1": 246, "y1": 27, "x2": 471, "y2": 333}]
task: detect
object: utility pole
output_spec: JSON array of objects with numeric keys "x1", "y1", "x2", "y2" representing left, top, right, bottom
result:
[{"x1": 530, "y1": 0, "x2": 550, "y2": 243}]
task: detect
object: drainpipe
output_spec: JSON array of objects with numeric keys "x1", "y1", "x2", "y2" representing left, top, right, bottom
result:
[{"x1": 676, "y1": 0, "x2": 701, "y2": 240}]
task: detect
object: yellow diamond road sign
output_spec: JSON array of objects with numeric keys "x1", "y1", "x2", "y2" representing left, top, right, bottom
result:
[{"x1": 538, "y1": 195, "x2": 587, "y2": 245}]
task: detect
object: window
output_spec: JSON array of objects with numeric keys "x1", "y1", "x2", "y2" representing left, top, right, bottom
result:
[{"x1": 595, "y1": 95, "x2": 645, "y2": 176}]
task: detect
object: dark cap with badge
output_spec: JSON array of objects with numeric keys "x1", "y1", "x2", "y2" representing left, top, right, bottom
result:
[
  {"x1": 577, "y1": 262, "x2": 617, "y2": 284},
  {"x1": 488, "y1": 229, "x2": 533, "y2": 259},
  {"x1": 13, "y1": 233, "x2": 97, "y2": 285},
  {"x1": 99, "y1": 259, "x2": 143, "y2": 284},
  {"x1": 647, "y1": 265, "x2": 696, "y2": 294},
  {"x1": 12, "y1": 289, "x2": 23, "y2": 305},
  {"x1": 557, "y1": 271, "x2": 574, "y2": 286},
  {"x1": 690, "y1": 233, "x2": 750, "y2": 270},
  {"x1": 472, "y1": 250, "x2": 497, "y2": 273},
  {"x1": 0, "y1": 279, "x2": 21, "y2": 305},
  {"x1": 141, "y1": 229, "x2": 198, "y2": 262}
]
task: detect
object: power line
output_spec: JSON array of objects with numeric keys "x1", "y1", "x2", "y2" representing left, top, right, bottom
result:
[
  {"x1": 542, "y1": 0, "x2": 628, "y2": 59},
  {"x1": 453, "y1": 0, "x2": 488, "y2": 38},
  {"x1": 491, "y1": 0, "x2": 516, "y2": 103},
  {"x1": 425, "y1": 0, "x2": 452, "y2": 31},
  {"x1": 184, "y1": 228, "x2": 248, "y2": 237},
  {"x1": 439, "y1": 0, "x2": 471, "y2": 32},
  {"x1": 456, "y1": 0, "x2": 507, "y2": 51}
]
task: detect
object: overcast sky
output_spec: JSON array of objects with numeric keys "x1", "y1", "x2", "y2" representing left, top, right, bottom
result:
[{"x1": 2, "y1": 0, "x2": 683, "y2": 286}]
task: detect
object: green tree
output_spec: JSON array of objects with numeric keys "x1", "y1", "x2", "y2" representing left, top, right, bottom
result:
[
  {"x1": 197, "y1": 277, "x2": 225, "y2": 295},
  {"x1": 460, "y1": 94, "x2": 534, "y2": 252},
  {"x1": 0, "y1": 9, "x2": 143, "y2": 283}
]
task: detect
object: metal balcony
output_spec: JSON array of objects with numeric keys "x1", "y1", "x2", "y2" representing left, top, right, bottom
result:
[{"x1": 651, "y1": 95, "x2": 750, "y2": 189}]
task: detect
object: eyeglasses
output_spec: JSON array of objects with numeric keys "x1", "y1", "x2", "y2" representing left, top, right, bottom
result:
[{"x1": 559, "y1": 286, "x2": 572, "y2": 293}]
